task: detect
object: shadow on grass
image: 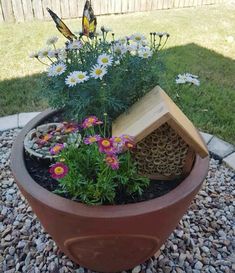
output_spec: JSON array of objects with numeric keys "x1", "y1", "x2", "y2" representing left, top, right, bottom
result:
[
  {"x1": 0, "y1": 73, "x2": 49, "y2": 117},
  {"x1": 0, "y1": 43, "x2": 234, "y2": 144}
]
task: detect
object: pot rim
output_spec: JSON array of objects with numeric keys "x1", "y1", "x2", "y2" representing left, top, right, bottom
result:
[{"x1": 10, "y1": 109, "x2": 209, "y2": 218}]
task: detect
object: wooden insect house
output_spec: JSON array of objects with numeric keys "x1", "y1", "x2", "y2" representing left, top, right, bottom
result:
[{"x1": 112, "y1": 86, "x2": 209, "y2": 180}]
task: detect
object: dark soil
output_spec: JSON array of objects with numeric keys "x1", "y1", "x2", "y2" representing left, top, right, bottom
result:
[{"x1": 24, "y1": 111, "x2": 184, "y2": 205}]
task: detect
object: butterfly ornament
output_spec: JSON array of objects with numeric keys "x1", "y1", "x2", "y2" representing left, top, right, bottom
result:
[{"x1": 47, "y1": 0, "x2": 97, "y2": 41}]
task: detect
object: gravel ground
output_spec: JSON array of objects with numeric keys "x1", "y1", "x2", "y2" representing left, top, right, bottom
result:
[{"x1": 0, "y1": 129, "x2": 234, "y2": 273}]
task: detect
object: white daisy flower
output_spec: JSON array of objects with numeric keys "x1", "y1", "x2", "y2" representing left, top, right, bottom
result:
[
  {"x1": 101, "y1": 26, "x2": 112, "y2": 33},
  {"x1": 46, "y1": 36, "x2": 59, "y2": 45},
  {"x1": 38, "y1": 48, "x2": 51, "y2": 59},
  {"x1": 90, "y1": 64, "x2": 107, "y2": 80},
  {"x1": 97, "y1": 54, "x2": 113, "y2": 67},
  {"x1": 67, "y1": 40, "x2": 83, "y2": 50},
  {"x1": 57, "y1": 49, "x2": 67, "y2": 61},
  {"x1": 29, "y1": 51, "x2": 39, "y2": 58},
  {"x1": 72, "y1": 71, "x2": 89, "y2": 83},
  {"x1": 138, "y1": 48, "x2": 153, "y2": 59},
  {"x1": 65, "y1": 73, "x2": 78, "y2": 87},
  {"x1": 48, "y1": 49, "x2": 60, "y2": 58},
  {"x1": 176, "y1": 73, "x2": 200, "y2": 86},
  {"x1": 127, "y1": 43, "x2": 138, "y2": 52},
  {"x1": 116, "y1": 37, "x2": 127, "y2": 45},
  {"x1": 113, "y1": 44, "x2": 127, "y2": 55},
  {"x1": 187, "y1": 77, "x2": 200, "y2": 86},
  {"x1": 48, "y1": 63, "x2": 66, "y2": 77},
  {"x1": 130, "y1": 33, "x2": 146, "y2": 43}
]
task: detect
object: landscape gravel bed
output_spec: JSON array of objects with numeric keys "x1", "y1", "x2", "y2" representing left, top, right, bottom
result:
[{"x1": 0, "y1": 129, "x2": 234, "y2": 273}]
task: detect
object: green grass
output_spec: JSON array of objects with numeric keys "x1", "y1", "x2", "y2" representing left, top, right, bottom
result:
[{"x1": 0, "y1": 3, "x2": 235, "y2": 143}]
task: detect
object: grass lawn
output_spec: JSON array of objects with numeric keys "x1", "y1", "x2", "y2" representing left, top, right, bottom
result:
[{"x1": 0, "y1": 3, "x2": 234, "y2": 144}]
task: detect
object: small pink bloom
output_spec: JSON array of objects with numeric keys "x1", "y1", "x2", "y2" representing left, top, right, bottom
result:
[
  {"x1": 121, "y1": 134, "x2": 134, "y2": 143},
  {"x1": 84, "y1": 135, "x2": 101, "y2": 145},
  {"x1": 98, "y1": 138, "x2": 116, "y2": 154},
  {"x1": 62, "y1": 122, "x2": 79, "y2": 133},
  {"x1": 50, "y1": 143, "x2": 64, "y2": 155},
  {"x1": 82, "y1": 116, "x2": 103, "y2": 128},
  {"x1": 105, "y1": 155, "x2": 119, "y2": 170},
  {"x1": 38, "y1": 133, "x2": 53, "y2": 145},
  {"x1": 49, "y1": 162, "x2": 68, "y2": 179}
]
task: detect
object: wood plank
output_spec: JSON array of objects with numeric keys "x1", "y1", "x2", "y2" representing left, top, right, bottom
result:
[
  {"x1": 108, "y1": 0, "x2": 115, "y2": 14},
  {"x1": 0, "y1": 3, "x2": 4, "y2": 22},
  {"x1": 51, "y1": 0, "x2": 61, "y2": 17},
  {"x1": 134, "y1": 0, "x2": 141, "y2": 11},
  {"x1": 69, "y1": 0, "x2": 78, "y2": 18},
  {"x1": 100, "y1": 0, "x2": 109, "y2": 14},
  {"x1": 128, "y1": 0, "x2": 135, "y2": 12},
  {"x1": 152, "y1": 0, "x2": 159, "y2": 9},
  {"x1": 158, "y1": 0, "x2": 164, "y2": 9},
  {"x1": 146, "y1": 0, "x2": 153, "y2": 10},
  {"x1": 112, "y1": 86, "x2": 208, "y2": 158},
  {"x1": 22, "y1": 0, "x2": 34, "y2": 21},
  {"x1": 42, "y1": 0, "x2": 52, "y2": 20},
  {"x1": 140, "y1": 0, "x2": 147, "y2": 11},
  {"x1": 77, "y1": 0, "x2": 86, "y2": 17},
  {"x1": 173, "y1": 0, "x2": 180, "y2": 8},
  {"x1": 1, "y1": 0, "x2": 15, "y2": 22},
  {"x1": 114, "y1": 0, "x2": 122, "y2": 13},
  {"x1": 32, "y1": 0, "x2": 44, "y2": 20},
  {"x1": 93, "y1": 0, "x2": 101, "y2": 15},
  {"x1": 121, "y1": 0, "x2": 128, "y2": 13},
  {"x1": 12, "y1": 0, "x2": 25, "y2": 22},
  {"x1": 60, "y1": 0, "x2": 70, "y2": 18}
]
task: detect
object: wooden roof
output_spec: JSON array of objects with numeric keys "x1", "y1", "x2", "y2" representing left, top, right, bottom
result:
[{"x1": 112, "y1": 86, "x2": 208, "y2": 158}]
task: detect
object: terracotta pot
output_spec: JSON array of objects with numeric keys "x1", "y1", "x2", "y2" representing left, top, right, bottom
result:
[{"x1": 10, "y1": 109, "x2": 209, "y2": 273}]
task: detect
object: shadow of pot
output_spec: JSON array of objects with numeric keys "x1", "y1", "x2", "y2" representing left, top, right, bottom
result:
[{"x1": 10, "y1": 109, "x2": 209, "y2": 273}]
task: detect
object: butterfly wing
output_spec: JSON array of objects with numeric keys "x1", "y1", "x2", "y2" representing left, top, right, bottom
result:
[
  {"x1": 82, "y1": 0, "x2": 97, "y2": 38},
  {"x1": 47, "y1": 8, "x2": 77, "y2": 41}
]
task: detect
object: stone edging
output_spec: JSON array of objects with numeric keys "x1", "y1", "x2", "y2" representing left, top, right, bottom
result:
[{"x1": 0, "y1": 112, "x2": 235, "y2": 170}]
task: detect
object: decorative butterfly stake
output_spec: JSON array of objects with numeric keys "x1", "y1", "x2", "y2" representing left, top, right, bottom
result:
[
  {"x1": 47, "y1": 8, "x2": 77, "y2": 41},
  {"x1": 82, "y1": 0, "x2": 97, "y2": 38}
]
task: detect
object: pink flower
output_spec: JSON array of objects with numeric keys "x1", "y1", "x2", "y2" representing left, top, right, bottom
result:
[
  {"x1": 98, "y1": 138, "x2": 116, "y2": 154},
  {"x1": 82, "y1": 116, "x2": 103, "y2": 128},
  {"x1": 49, "y1": 143, "x2": 64, "y2": 155},
  {"x1": 49, "y1": 162, "x2": 68, "y2": 179},
  {"x1": 121, "y1": 134, "x2": 134, "y2": 143},
  {"x1": 62, "y1": 122, "x2": 79, "y2": 133},
  {"x1": 105, "y1": 155, "x2": 119, "y2": 170},
  {"x1": 111, "y1": 136, "x2": 125, "y2": 153},
  {"x1": 38, "y1": 133, "x2": 53, "y2": 145},
  {"x1": 84, "y1": 135, "x2": 101, "y2": 145}
]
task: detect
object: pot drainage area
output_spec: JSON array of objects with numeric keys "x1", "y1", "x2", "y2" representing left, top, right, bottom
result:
[{"x1": 0, "y1": 129, "x2": 234, "y2": 273}]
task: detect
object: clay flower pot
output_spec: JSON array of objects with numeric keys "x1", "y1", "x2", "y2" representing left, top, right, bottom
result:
[{"x1": 11, "y1": 109, "x2": 209, "y2": 273}]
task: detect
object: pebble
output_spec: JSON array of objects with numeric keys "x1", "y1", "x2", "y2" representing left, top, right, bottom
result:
[{"x1": 0, "y1": 129, "x2": 234, "y2": 273}]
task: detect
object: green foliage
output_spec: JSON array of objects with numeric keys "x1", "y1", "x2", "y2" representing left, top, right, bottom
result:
[{"x1": 55, "y1": 143, "x2": 149, "y2": 205}]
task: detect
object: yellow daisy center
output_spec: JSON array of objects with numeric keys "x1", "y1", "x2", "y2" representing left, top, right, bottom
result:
[
  {"x1": 89, "y1": 137, "x2": 97, "y2": 143},
  {"x1": 78, "y1": 74, "x2": 85, "y2": 79},
  {"x1": 135, "y1": 36, "x2": 141, "y2": 41},
  {"x1": 56, "y1": 67, "x2": 63, "y2": 72},
  {"x1": 114, "y1": 137, "x2": 122, "y2": 143},
  {"x1": 54, "y1": 167, "x2": 64, "y2": 175},
  {"x1": 88, "y1": 118, "x2": 95, "y2": 123},
  {"x1": 101, "y1": 57, "x2": 108, "y2": 63},
  {"x1": 53, "y1": 146, "x2": 61, "y2": 152},
  {"x1": 95, "y1": 69, "x2": 102, "y2": 75},
  {"x1": 102, "y1": 140, "x2": 110, "y2": 147},
  {"x1": 70, "y1": 78, "x2": 76, "y2": 83}
]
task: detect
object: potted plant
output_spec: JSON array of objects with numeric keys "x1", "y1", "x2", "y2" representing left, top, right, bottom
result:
[{"x1": 11, "y1": 4, "x2": 209, "y2": 272}]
